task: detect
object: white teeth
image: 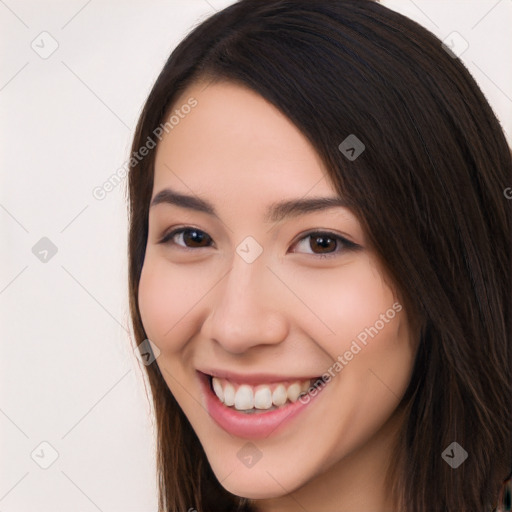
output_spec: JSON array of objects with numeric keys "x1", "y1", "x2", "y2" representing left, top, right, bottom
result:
[
  {"x1": 271, "y1": 384, "x2": 287, "y2": 406},
  {"x1": 211, "y1": 376, "x2": 318, "y2": 410},
  {"x1": 254, "y1": 387, "x2": 272, "y2": 409},
  {"x1": 223, "y1": 382, "x2": 235, "y2": 406},
  {"x1": 234, "y1": 385, "x2": 254, "y2": 410},
  {"x1": 212, "y1": 377, "x2": 224, "y2": 403},
  {"x1": 287, "y1": 382, "x2": 302, "y2": 402}
]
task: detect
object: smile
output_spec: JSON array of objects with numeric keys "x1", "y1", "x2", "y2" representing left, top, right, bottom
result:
[
  {"x1": 198, "y1": 371, "x2": 327, "y2": 439},
  {"x1": 212, "y1": 376, "x2": 316, "y2": 412}
]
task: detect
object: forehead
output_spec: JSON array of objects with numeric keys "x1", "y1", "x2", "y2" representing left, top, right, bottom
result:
[{"x1": 152, "y1": 80, "x2": 334, "y2": 197}]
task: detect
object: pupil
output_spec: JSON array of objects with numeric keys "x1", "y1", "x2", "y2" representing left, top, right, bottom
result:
[
  {"x1": 184, "y1": 229, "x2": 209, "y2": 247},
  {"x1": 312, "y1": 235, "x2": 336, "y2": 253}
]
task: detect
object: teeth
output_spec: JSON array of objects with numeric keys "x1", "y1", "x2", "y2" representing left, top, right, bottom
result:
[
  {"x1": 234, "y1": 385, "x2": 254, "y2": 410},
  {"x1": 211, "y1": 376, "x2": 316, "y2": 411},
  {"x1": 223, "y1": 382, "x2": 235, "y2": 406},
  {"x1": 271, "y1": 384, "x2": 287, "y2": 406},
  {"x1": 287, "y1": 382, "x2": 302, "y2": 402},
  {"x1": 254, "y1": 387, "x2": 272, "y2": 409},
  {"x1": 212, "y1": 377, "x2": 224, "y2": 403}
]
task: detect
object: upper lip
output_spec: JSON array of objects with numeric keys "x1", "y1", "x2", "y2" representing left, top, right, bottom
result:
[{"x1": 198, "y1": 368, "x2": 321, "y2": 385}]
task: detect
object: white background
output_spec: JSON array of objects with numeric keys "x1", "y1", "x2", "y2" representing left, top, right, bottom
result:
[{"x1": 1, "y1": 1, "x2": 511, "y2": 511}]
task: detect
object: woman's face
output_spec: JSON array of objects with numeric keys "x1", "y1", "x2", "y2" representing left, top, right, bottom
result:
[{"x1": 138, "y1": 80, "x2": 418, "y2": 500}]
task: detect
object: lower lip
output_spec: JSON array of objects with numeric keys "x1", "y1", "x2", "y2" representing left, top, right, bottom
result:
[{"x1": 198, "y1": 372, "x2": 325, "y2": 439}]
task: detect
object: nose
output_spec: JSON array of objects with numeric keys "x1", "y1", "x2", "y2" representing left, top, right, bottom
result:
[{"x1": 204, "y1": 254, "x2": 289, "y2": 354}]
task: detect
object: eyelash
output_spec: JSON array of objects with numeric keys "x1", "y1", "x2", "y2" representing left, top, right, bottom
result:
[{"x1": 158, "y1": 227, "x2": 358, "y2": 258}]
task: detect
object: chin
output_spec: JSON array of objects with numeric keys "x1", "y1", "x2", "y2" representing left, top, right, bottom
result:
[
  {"x1": 219, "y1": 476, "x2": 290, "y2": 501},
  {"x1": 205, "y1": 453, "x2": 313, "y2": 501}
]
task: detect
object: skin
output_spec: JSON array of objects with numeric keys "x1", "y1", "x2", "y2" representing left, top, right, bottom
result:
[{"x1": 138, "y1": 80, "x2": 419, "y2": 511}]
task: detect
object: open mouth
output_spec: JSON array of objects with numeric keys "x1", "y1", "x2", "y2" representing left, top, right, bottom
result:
[
  {"x1": 207, "y1": 373, "x2": 327, "y2": 414},
  {"x1": 198, "y1": 370, "x2": 329, "y2": 438}
]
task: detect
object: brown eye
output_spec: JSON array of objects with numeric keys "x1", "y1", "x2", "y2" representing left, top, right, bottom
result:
[
  {"x1": 309, "y1": 234, "x2": 337, "y2": 253},
  {"x1": 181, "y1": 229, "x2": 211, "y2": 247},
  {"x1": 291, "y1": 231, "x2": 357, "y2": 257},
  {"x1": 161, "y1": 228, "x2": 213, "y2": 248}
]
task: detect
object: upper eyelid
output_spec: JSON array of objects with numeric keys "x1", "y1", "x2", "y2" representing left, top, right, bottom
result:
[{"x1": 291, "y1": 229, "x2": 356, "y2": 245}]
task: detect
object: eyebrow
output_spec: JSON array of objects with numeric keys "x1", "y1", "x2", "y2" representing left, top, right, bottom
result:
[{"x1": 150, "y1": 188, "x2": 349, "y2": 223}]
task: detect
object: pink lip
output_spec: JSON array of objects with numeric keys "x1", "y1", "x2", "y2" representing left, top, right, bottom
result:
[
  {"x1": 198, "y1": 367, "x2": 321, "y2": 385},
  {"x1": 198, "y1": 371, "x2": 325, "y2": 439}
]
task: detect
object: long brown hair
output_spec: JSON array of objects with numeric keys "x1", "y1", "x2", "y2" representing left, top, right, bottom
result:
[{"x1": 126, "y1": 1, "x2": 512, "y2": 510}]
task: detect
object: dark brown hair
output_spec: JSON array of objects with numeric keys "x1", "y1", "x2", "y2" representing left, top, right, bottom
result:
[{"x1": 127, "y1": 1, "x2": 512, "y2": 510}]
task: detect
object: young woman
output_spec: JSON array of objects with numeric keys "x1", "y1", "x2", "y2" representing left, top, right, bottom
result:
[{"x1": 127, "y1": 1, "x2": 512, "y2": 510}]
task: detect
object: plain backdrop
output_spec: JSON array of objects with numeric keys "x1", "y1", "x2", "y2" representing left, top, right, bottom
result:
[{"x1": 1, "y1": 1, "x2": 511, "y2": 511}]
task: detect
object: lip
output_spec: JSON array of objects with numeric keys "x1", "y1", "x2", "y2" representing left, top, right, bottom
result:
[
  {"x1": 198, "y1": 367, "x2": 321, "y2": 386},
  {"x1": 198, "y1": 370, "x2": 326, "y2": 439}
]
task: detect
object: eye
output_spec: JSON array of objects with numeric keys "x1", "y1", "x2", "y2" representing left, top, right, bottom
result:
[
  {"x1": 158, "y1": 227, "x2": 358, "y2": 257},
  {"x1": 159, "y1": 227, "x2": 213, "y2": 249},
  {"x1": 290, "y1": 231, "x2": 357, "y2": 257}
]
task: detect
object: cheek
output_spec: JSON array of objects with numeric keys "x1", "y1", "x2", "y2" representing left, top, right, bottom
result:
[
  {"x1": 284, "y1": 256, "x2": 400, "y2": 354},
  {"x1": 137, "y1": 255, "x2": 212, "y2": 347}
]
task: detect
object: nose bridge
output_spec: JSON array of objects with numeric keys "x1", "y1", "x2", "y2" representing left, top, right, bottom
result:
[{"x1": 207, "y1": 250, "x2": 288, "y2": 353}]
